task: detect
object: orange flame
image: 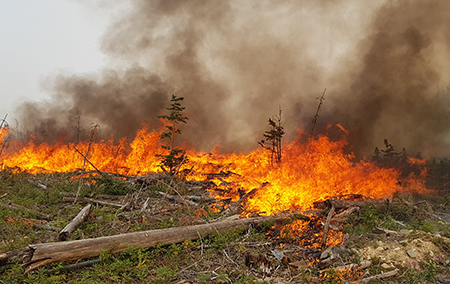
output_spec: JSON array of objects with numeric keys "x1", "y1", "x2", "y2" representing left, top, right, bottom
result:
[{"x1": 0, "y1": 124, "x2": 427, "y2": 217}]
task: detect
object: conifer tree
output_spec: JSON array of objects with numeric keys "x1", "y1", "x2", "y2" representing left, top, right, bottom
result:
[
  {"x1": 258, "y1": 108, "x2": 285, "y2": 166},
  {"x1": 157, "y1": 95, "x2": 188, "y2": 175}
]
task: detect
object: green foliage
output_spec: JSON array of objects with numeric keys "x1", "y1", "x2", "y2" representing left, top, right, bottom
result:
[
  {"x1": 259, "y1": 108, "x2": 285, "y2": 166},
  {"x1": 209, "y1": 226, "x2": 246, "y2": 250},
  {"x1": 418, "y1": 221, "x2": 436, "y2": 233},
  {"x1": 157, "y1": 95, "x2": 189, "y2": 175},
  {"x1": 344, "y1": 205, "x2": 382, "y2": 234},
  {"x1": 155, "y1": 265, "x2": 178, "y2": 283},
  {"x1": 87, "y1": 175, "x2": 132, "y2": 196}
]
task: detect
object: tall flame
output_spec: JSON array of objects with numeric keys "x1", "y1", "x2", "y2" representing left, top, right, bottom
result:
[{"x1": 0, "y1": 124, "x2": 426, "y2": 216}]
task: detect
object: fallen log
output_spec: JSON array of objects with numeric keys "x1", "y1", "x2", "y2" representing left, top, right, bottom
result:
[
  {"x1": 24, "y1": 214, "x2": 286, "y2": 273},
  {"x1": 59, "y1": 204, "x2": 92, "y2": 241}
]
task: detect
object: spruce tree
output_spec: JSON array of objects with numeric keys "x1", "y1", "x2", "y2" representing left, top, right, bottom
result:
[{"x1": 156, "y1": 95, "x2": 188, "y2": 175}]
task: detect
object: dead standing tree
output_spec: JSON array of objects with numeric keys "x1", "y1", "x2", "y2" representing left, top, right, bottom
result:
[
  {"x1": 258, "y1": 107, "x2": 285, "y2": 166},
  {"x1": 73, "y1": 124, "x2": 100, "y2": 204},
  {"x1": 310, "y1": 88, "x2": 326, "y2": 138}
]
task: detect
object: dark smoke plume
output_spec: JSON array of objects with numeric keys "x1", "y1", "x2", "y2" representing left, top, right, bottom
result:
[
  {"x1": 14, "y1": 0, "x2": 450, "y2": 158},
  {"x1": 327, "y1": 0, "x2": 450, "y2": 157}
]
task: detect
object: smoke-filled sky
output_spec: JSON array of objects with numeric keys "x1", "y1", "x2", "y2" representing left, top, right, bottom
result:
[{"x1": 1, "y1": 0, "x2": 450, "y2": 158}]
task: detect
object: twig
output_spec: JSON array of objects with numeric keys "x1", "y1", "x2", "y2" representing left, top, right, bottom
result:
[
  {"x1": 223, "y1": 249, "x2": 238, "y2": 267},
  {"x1": 62, "y1": 197, "x2": 123, "y2": 209},
  {"x1": 352, "y1": 269, "x2": 399, "y2": 283},
  {"x1": 197, "y1": 231, "x2": 204, "y2": 255},
  {"x1": 73, "y1": 147, "x2": 101, "y2": 174},
  {"x1": 46, "y1": 258, "x2": 101, "y2": 274},
  {"x1": 320, "y1": 261, "x2": 371, "y2": 273}
]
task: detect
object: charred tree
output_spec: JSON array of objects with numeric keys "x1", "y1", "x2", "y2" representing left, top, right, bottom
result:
[{"x1": 310, "y1": 88, "x2": 326, "y2": 138}]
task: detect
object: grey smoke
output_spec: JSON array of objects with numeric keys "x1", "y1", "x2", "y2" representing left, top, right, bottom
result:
[{"x1": 15, "y1": 0, "x2": 450, "y2": 158}]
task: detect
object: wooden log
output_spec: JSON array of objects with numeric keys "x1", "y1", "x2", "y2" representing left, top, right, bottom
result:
[
  {"x1": 321, "y1": 204, "x2": 335, "y2": 247},
  {"x1": 333, "y1": 206, "x2": 359, "y2": 221},
  {"x1": 0, "y1": 248, "x2": 33, "y2": 267},
  {"x1": 59, "y1": 204, "x2": 92, "y2": 241},
  {"x1": 24, "y1": 214, "x2": 286, "y2": 273}
]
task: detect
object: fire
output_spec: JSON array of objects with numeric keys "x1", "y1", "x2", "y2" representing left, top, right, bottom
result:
[{"x1": 0, "y1": 124, "x2": 426, "y2": 217}]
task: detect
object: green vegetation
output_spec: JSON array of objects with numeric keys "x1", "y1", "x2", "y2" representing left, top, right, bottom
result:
[{"x1": 156, "y1": 94, "x2": 189, "y2": 176}]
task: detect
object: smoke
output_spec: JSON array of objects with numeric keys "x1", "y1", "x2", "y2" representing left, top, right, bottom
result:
[
  {"x1": 14, "y1": 0, "x2": 450, "y2": 158},
  {"x1": 327, "y1": 0, "x2": 450, "y2": 157}
]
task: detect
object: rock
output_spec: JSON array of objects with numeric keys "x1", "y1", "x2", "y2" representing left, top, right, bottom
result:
[
  {"x1": 399, "y1": 229, "x2": 411, "y2": 235},
  {"x1": 406, "y1": 249, "x2": 416, "y2": 258},
  {"x1": 381, "y1": 263, "x2": 391, "y2": 269}
]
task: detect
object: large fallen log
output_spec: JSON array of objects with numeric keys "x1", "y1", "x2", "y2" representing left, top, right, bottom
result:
[{"x1": 24, "y1": 214, "x2": 286, "y2": 273}]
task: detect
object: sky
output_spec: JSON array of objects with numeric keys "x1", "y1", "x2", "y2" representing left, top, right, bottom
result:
[{"x1": 0, "y1": 0, "x2": 109, "y2": 120}]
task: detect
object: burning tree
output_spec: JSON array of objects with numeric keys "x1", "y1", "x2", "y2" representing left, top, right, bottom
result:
[
  {"x1": 258, "y1": 107, "x2": 285, "y2": 166},
  {"x1": 156, "y1": 95, "x2": 188, "y2": 175}
]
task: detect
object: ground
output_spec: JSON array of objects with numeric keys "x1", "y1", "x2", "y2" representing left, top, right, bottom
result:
[{"x1": 0, "y1": 170, "x2": 449, "y2": 283}]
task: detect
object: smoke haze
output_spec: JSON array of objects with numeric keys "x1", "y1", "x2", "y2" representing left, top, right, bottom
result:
[{"x1": 14, "y1": 0, "x2": 450, "y2": 158}]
